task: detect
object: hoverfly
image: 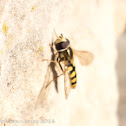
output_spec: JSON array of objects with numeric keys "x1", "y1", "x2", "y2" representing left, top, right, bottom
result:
[{"x1": 36, "y1": 33, "x2": 94, "y2": 106}]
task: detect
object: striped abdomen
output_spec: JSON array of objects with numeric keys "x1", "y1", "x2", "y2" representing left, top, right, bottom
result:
[{"x1": 67, "y1": 63, "x2": 77, "y2": 88}]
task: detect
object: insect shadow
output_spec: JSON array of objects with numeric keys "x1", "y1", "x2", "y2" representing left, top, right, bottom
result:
[{"x1": 49, "y1": 42, "x2": 59, "y2": 92}]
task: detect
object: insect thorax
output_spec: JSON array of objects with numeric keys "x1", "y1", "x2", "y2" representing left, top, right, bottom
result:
[{"x1": 58, "y1": 47, "x2": 73, "y2": 63}]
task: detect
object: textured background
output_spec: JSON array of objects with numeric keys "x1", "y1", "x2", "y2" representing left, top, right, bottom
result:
[{"x1": 0, "y1": 0, "x2": 125, "y2": 126}]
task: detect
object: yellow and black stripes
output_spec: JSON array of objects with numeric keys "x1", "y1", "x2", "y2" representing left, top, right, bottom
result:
[{"x1": 67, "y1": 63, "x2": 77, "y2": 88}]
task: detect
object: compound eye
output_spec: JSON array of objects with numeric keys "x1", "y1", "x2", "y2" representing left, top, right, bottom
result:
[{"x1": 55, "y1": 39, "x2": 70, "y2": 51}]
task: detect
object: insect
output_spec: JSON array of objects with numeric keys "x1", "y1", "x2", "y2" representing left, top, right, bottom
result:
[
  {"x1": 36, "y1": 33, "x2": 94, "y2": 105},
  {"x1": 53, "y1": 34, "x2": 77, "y2": 89}
]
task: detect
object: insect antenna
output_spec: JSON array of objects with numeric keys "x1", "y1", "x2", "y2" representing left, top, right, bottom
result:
[
  {"x1": 59, "y1": 34, "x2": 63, "y2": 38},
  {"x1": 54, "y1": 29, "x2": 60, "y2": 39}
]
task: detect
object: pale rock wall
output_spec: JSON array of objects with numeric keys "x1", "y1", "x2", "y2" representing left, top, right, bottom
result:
[
  {"x1": 115, "y1": 0, "x2": 126, "y2": 36},
  {"x1": 0, "y1": 0, "x2": 119, "y2": 126}
]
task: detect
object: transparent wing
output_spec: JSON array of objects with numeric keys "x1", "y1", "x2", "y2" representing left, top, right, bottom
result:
[
  {"x1": 35, "y1": 45, "x2": 60, "y2": 109},
  {"x1": 35, "y1": 61, "x2": 63, "y2": 109},
  {"x1": 64, "y1": 69, "x2": 71, "y2": 99},
  {"x1": 35, "y1": 66, "x2": 51, "y2": 109},
  {"x1": 73, "y1": 49, "x2": 94, "y2": 65}
]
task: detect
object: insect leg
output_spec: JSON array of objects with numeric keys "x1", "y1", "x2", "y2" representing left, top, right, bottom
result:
[
  {"x1": 59, "y1": 61, "x2": 63, "y2": 71},
  {"x1": 42, "y1": 59, "x2": 57, "y2": 64},
  {"x1": 45, "y1": 72, "x2": 64, "y2": 88},
  {"x1": 57, "y1": 57, "x2": 63, "y2": 71},
  {"x1": 42, "y1": 56, "x2": 61, "y2": 70}
]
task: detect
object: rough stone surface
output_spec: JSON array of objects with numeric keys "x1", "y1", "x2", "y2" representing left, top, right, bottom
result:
[
  {"x1": 117, "y1": 32, "x2": 126, "y2": 126},
  {"x1": 0, "y1": 0, "x2": 119, "y2": 126}
]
